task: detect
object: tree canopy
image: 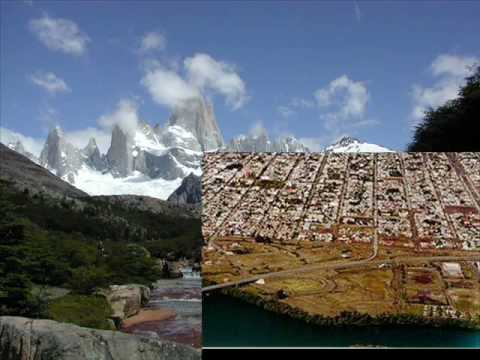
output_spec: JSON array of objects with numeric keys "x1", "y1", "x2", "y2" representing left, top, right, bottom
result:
[{"x1": 408, "y1": 66, "x2": 480, "y2": 152}]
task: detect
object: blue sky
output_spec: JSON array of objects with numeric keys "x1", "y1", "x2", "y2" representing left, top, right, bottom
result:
[{"x1": 1, "y1": 0, "x2": 479, "y2": 153}]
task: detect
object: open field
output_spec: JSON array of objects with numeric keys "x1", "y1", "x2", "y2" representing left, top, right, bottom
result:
[{"x1": 202, "y1": 152, "x2": 480, "y2": 326}]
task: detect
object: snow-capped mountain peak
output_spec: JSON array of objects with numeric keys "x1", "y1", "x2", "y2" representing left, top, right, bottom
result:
[{"x1": 325, "y1": 136, "x2": 392, "y2": 153}]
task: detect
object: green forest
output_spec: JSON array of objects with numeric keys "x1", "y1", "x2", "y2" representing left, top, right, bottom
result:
[{"x1": 0, "y1": 178, "x2": 201, "y2": 327}]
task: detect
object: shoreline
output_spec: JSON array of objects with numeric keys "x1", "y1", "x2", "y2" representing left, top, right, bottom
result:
[{"x1": 204, "y1": 280, "x2": 480, "y2": 331}]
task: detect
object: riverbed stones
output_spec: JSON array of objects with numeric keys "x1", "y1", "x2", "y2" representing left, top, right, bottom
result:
[{"x1": 0, "y1": 316, "x2": 200, "y2": 360}]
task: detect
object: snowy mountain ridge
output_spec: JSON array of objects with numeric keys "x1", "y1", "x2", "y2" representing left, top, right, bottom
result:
[
  {"x1": 2, "y1": 100, "x2": 391, "y2": 200},
  {"x1": 325, "y1": 136, "x2": 392, "y2": 153}
]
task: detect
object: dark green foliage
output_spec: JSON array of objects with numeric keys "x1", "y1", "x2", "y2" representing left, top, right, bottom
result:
[
  {"x1": 408, "y1": 66, "x2": 480, "y2": 151},
  {"x1": 48, "y1": 294, "x2": 114, "y2": 330},
  {"x1": 70, "y1": 266, "x2": 112, "y2": 295},
  {"x1": 0, "y1": 179, "x2": 201, "y2": 319}
]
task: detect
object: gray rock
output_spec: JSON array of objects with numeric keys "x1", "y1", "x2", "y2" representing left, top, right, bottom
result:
[
  {"x1": 161, "y1": 125, "x2": 202, "y2": 153},
  {"x1": 106, "y1": 125, "x2": 134, "y2": 177},
  {"x1": 0, "y1": 316, "x2": 200, "y2": 360},
  {"x1": 134, "y1": 150, "x2": 185, "y2": 180},
  {"x1": 167, "y1": 173, "x2": 201, "y2": 206},
  {"x1": 227, "y1": 130, "x2": 309, "y2": 152},
  {"x1": 103, "y1": 284, "x2": 151, "y2": 324},
  {"x1": 168, "y1": 96, "x2": 224, "y2": 151},
  {"x1": 39, "y1": 127, "x2": 84, "y2": 182},
  {"x1": 83, "y1": 138, "x2": 106, "y2": 171}
]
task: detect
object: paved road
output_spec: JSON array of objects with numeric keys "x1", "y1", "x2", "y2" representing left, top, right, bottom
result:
[{"x1": 202, "y1": 254, "x2": 480, "y2": 293}]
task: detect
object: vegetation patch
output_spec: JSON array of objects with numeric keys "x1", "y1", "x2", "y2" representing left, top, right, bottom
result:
[{"x1": 48, "y1": 294, "x2": 114, "y2": 330}]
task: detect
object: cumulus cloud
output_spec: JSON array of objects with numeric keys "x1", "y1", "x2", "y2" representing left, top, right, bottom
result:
[
  {"x1": 141, "y1": 53, "x2": 248, "y2": 111},
  {"x1": 98, "y1": 99, "x2": 141, "y2": 138},
  {"x1": 141, "y1": 66, "x2": 199, "y2": 108},
  {"x1": 140, "y1": 31, "x2": 167, "y2": 52},
  {"x1": 315, "y1": 75, "x2": 369, "y2": 117},
  {"x1": 30, "y1": 71, "x2": 70, "y2": 94},
  {"x1": 0, "y1": 127, "x2": 44, "y2": 157},
  {"x1": 29, "y1": 14, "x2": 90, "y2": 56},
  {"x1": 185, "y1": 53, "x2": 248, "y2": 110},
  {"x1": 411, "y1": 54, "x2": 478, "y2": 122}
]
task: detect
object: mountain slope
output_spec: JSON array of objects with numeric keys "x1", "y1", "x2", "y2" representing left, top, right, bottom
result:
[
  {"x1": 0, "y1": 143, "x2": 87, "y2": 199},
  {"x1": 325, "y1": 136, "x2": 392, "y2": 153}
]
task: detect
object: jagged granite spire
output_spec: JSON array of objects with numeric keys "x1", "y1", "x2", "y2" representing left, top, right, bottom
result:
[
  {"x1": 167, "y1": 96, "x2": 224, "y2": 151},
  {"x1": 39, "y1": 127, "x2": 83, "y2": 182},
  {"x1": 83, "y1": 137, "x2": 106, "y2": 171},
  {"x1": 227, "y1": 130, "x2": 309, "y2": 152},
  {"x1": 106, "y1": 125, "x2": 134, "y2": 177}
]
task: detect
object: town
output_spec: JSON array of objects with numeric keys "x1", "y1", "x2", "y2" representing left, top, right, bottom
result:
[{"x1": 202, "y1": 152, "x2": 480, "y2": 326}]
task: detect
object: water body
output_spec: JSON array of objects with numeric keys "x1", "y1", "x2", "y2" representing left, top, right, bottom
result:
[
  {"x1": 203, "y1": 293, "x2": 480, "y2": 348},
  {"x1": 124, "y1": 274, "x2": 202, "y2": 348}
]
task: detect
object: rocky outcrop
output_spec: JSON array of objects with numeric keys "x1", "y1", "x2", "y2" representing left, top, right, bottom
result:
[
  {"x1": 104, "y1": 284, "x2": 151, "y2": 325},
  {"x1": 167, "y1": 173, "x2": 201, "y2": 206},
  {"x1": 82, "y1": 137, "x2": 106, "y2": 171},
  {"x1": 39, "y1": 127, "x2": 84, "y2": 183},
  {"x1": 134, "y1": 150, "x2": 186, "y2": 180},
  {"x1": 0, "y1": 316, "x2": 200, "y2": 360},
  {"x1": 106, "y1": 125, "x2": 134, "y2": 177},
  {"x1": 168, "y1": 96, "x2": 224, "y2": 151}
]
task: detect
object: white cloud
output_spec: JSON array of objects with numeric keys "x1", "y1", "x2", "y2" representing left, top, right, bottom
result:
[
  {"x1": 140, "y1": 31, "x2": 167, "y2": 52},
  {"x1": 315, "y1": 75, "x2": 369, "y2": 118},
  {"x1": 30, "y1": 71, "x2": 70, "y2": 94},
  {"x1": 431, "y1": 54, "x2": 477, "y2": 77},
  {"x1": 314, "y1": 75, "x2": 371, "y2": 133},
  {"x1": 97, "y1": 99, "x2": 141, "y2": 138},
  {"x1": 0, "y1": 127, "x2": 44, "y2": 157},
  {"x1": 411, "y1": 54, "x2": 478, "y2": 122},
  {"x1": 141, "y1": 66, "x2": 199, "y2": 108},
  {"x1": 184, "y1": 53, "x2": 248, "y2": 110},
  {"x1": 142, "y1": 53, "x2": 248, "y2": 110},
  {"x1": 29, "y1": 14, "x2": 90, "y2": 56},
  {"x1": 277, "y1": 97, "x2": 314, "y2": 118}
]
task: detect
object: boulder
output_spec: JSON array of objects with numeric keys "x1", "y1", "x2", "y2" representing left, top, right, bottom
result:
[
  {"x1": 104, "y1": 285, "x2": 151, "y2": 325},
  {"x1": 0, "y1": 316, "x2": 200, "y2": 360}
]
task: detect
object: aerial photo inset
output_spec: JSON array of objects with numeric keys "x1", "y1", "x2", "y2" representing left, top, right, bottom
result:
[{"x1": 202, "y1": 152, "x2": 480, "y2": 347}]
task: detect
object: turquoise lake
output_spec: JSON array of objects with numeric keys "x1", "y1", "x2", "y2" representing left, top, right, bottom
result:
[{"x1": 203, "y1": 293, "x2": 480, "y2": 348}]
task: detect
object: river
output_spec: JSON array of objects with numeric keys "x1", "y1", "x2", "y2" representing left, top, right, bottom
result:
[
  {"x1": 203, "y1": 292, "x2": 480, "y2": 348},
  {"x1": 122, "y1": 271, "x2": 202, "y2": 348}
]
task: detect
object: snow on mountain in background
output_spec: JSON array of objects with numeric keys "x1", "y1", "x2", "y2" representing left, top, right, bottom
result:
[
  {"x1": 226, "y1": 127, "x2": 309, "y2": 152},
  {"x1": 4, "y1": 95, "x2": 216, "y2": 200},
  {"x1": 1, "y1": 94, "x2": 392, "y2": 201},
  {"x1": 74, "y1": 165, "x2": 185, "y2": 199},
  {"x1": 325, "y1": 136, "x2": 392, "y2": 153}
]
